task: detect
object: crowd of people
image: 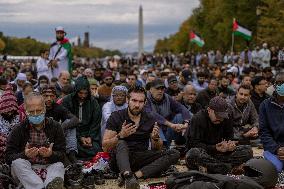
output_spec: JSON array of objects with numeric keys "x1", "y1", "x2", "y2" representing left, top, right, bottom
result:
[{"x1": 0, "y1": 27, "x2": 284, "y2": 189}]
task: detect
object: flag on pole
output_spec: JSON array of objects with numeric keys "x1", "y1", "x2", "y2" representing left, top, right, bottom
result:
[
  {"x1": 233, "y1": 19, "x2": 252, "y2": 41},
  {"x1": 189, "y1": 31, "x2": 205, "y2": 47}
]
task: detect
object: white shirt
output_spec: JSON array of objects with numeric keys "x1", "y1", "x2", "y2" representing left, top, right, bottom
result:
[{"x1": 36, "y1": 57, "x2": 51, "y2": 79}]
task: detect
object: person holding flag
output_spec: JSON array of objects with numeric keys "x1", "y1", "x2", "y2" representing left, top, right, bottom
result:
[{"x1": 49, "y1": 26, "x2": 72, "y2": 78}]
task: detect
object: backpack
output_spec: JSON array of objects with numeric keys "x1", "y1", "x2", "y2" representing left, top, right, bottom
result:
[{"x1": 165, "y1": 170, "x2": 264, "y2": 189}]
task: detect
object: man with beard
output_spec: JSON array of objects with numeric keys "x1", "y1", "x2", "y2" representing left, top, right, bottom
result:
[
  {"x1": 98, "y1": 71, "x2": 115, "y2": 105},
  {"x1": 101, "y1": 86, "x2": 128, "y2": 136},
  {"x1": 229, "y1": 84, "x2": 259, "y2": 144},
  {"x1": 185, "y1": 96, "x2": 253, "y2": 174},
  {"x1": 181, "y1": 85, "x2": 202, "y2": 114},
  {"x1": 196, "y1": 78, "x2": 218, "y2": 108},
  {"x1": 192, "y1": 71, "x2": 208, "y2": 93},
  {"x1": 146, "y1": 79, "x2": 190, "y2": 146},
  {"x1": 41, "y1": 85, "x2": 79, "y2": 164},
  {"x1": 102, "y1": 86, "x2": 180, "y2": 189},
  {"x1": 49, "y1": 26, "x2": 72, "y2": 78},
  {"x1": 6, "y1": 93, "x2": 66, "y2": 189},
  {"x1": 62, "y1": 76, "x2": 102, "y2": 160},
  {"x1": 218, "y1": 76, "x2": 235, "y2": 99}
]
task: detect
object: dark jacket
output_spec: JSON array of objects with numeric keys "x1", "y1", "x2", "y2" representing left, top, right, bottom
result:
[
  {"x1": 5, "y1": 118, "x2": 66, "y2": 165},
  {"x1": 186, "y1": 109, "x2": 233, "y2": 154},
  {"x1": 196, "y1": 88, "x2": 217, "y2": 108},
  {"x1": 181, "y1": 100, "x2": 203, "y2": 115},
  {"x1": 62, "y1": 76, "x2": 102, "y2": 159},
  {"x1": 259, "y1": 97, "x2": 284, "y2": 154},
  {"x1": 251, "y1": 91, "x2": 269, "y2": 114},
  {"x1": 46, "y1": 103, "x2": 79, "y2": 130},
  {"x1": 229, "y1": 96, "x2": 259, "y2": 140}
]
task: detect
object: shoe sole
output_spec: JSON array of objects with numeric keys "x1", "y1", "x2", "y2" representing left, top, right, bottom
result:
[{"x1": 46, "y1": 177, "x2": 64, "y2": 189}]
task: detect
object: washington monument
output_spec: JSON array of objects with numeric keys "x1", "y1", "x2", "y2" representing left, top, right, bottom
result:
[{"x1": 138, "y1": 5, "x2": 144, "y2": 57}]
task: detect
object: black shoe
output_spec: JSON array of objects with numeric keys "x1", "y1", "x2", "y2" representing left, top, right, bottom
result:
[
  {"x1": 46, "y1": 177, "x2": 64, "y2": 189},
  {"x1": 124, "y1": 172, "x2": 139, "y2": 189},
  {"x1": 89, "y1": 169, "x2": 105, "y2": 185},
  {"x1": 65, "y1": 164, "x2": 83, "y2": 188},
  {"x1": 68, "y1": 150, "x2": 78, "y2": 164},
  {"x1": 82, "y1": 175, "x2": 95, "y2": 189},
  {"x1": 117, "y1": 173, "x2": 125, "y2": 187}
]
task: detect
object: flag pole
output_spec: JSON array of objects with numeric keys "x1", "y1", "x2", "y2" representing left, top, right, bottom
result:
[
  {"x1": 231, "y1": 18, "x2": 235, "y2": 52},
  {"x1": 231, "y1": 32, "x2": 234, "y2": 52}
]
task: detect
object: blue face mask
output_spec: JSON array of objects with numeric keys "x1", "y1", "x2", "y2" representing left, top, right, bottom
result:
[
  {"x1": 28, "y1": 114, "x2": 45, "y2": 125},
  {"x1": 276, "y1": 83, "x2": 284, "y2": 96}
]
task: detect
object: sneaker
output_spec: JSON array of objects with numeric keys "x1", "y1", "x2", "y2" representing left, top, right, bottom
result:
[
  {"x1": 124, "y1": 172, "x2": 139, "y2": 189},
  {"x1": 46, "y1": 177, "x2": 64, "y2": 189},
  {"x1": 81, "y1": 175, "x2": 95, "y2": 189}
]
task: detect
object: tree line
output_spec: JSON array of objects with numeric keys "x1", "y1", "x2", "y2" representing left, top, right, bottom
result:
[
  {"x1": 0, "y1": 32, "x2": 121, "y2": 58},
  {"x1": 154, "y1": 0, "x2": 284, "y2": 53}
]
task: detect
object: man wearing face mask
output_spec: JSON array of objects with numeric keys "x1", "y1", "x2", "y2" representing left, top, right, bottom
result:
[
  {"x1": 185, "y1": 96, "x2": 253, "y2": 174},
  {"x1": 49, "y1": 26, "x2": 72, "y2": 78},
  {"x1": 5, "y1": 93, "x2": 66, "y2": 189},
  {"x1": 260, "y1": 72, "x2": 284, "y2": 172},
  {"x1": 62, "y1": 76, "x2": 102, "y2": 160}
]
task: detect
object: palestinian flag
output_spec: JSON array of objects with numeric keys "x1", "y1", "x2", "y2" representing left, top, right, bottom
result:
[
  {"x1": 190, "y1": 31, "x2": 205, "y2": 47},
  {"x1": 233, "y1": 19, "x2": 252, "y2": 41},
  {"x1": 60, "y1": 38, "x2": 73, "y2": 73}
]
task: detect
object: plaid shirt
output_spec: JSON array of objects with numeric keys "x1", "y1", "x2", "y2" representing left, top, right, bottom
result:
[{"x1": 28, "y1": 125, "x2": 49, "y2": 164}]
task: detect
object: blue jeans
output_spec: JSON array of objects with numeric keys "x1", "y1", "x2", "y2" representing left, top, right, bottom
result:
[
  {"x1": 160, "y1": 114, "x2": 186, "y2": 147},
  {"x1": 264, "y1": 150, "x2": 283, "y2": 172}
]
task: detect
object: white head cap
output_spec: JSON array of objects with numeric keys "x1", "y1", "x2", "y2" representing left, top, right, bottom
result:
[
  {"x1": 55, "y1": 26, "x2": 65, "y2": 32},
  {"x1": 263, "y1": 43, "x2": 268, "y2": 48}
]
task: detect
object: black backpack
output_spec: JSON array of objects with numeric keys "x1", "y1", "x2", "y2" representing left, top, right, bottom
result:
[{"x1": 165, "y1": 170, "x2": 264, "y2": 189}]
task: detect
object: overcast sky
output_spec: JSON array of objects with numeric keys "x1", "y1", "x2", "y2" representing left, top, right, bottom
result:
[{"x1": 0, "y1": 0, "x2": 200, "y2": 52}]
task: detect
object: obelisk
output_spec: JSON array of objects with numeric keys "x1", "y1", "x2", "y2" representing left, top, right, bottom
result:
[{"x1": 138, "y1": 5, "x2": 144, "y2": 58}]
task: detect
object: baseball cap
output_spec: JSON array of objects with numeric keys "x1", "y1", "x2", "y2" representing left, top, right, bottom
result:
[
  {"x1": 181, "y1": 69, "x2": 192, "y2": 81},
  {"x1": 209, "y1": 96, "x2": 229, "y2": 119},
  {"x1": 151, "y1": 79, "x2": 165, "y2": 89},
  {"x1": 168, "y1": 76, "x2": 178, "y2": 84}
]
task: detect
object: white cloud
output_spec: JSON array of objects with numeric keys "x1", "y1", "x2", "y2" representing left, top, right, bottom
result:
[{"x1": 0, "y1": 0, "x2": 200, "y2": 52}]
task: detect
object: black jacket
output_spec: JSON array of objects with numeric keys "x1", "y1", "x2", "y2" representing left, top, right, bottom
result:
[
  {"x1": 186, "y1": 110, "x2": 233, "y2": 154},
  {"x1": 5, "y1": 118, "x2": 66, "y2": 165},
  {"x1": 251, "y1": 91, "x2": 269, "y2": 113}
]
